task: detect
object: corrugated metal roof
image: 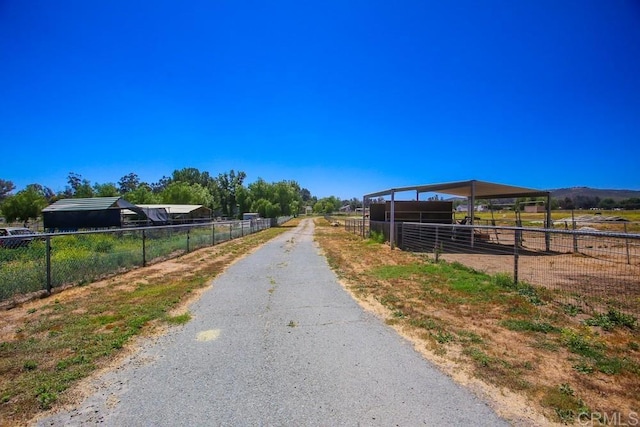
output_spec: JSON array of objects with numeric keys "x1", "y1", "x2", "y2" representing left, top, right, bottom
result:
[
  {"x1": 136, "y1": 204, "x2": 209, "y2": 214},
  {"x1": 42, "y1": 197, "x2": 123, "y2": 212},
  {"x1": 121, "y1": 204, "x2": 209, "y2": 215},
  {"x1": 364, "y1": 180, "x2": 549, "y2": 199}
]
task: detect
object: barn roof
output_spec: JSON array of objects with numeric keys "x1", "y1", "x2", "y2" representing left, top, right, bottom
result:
[
  {"x1": 42, "y1": 196, "x2": 127, "y2": 212},
  {"x1": 364, "y1": 179, "x2": 549, "y2": 200},
  {"x1": 42, "y1": 197, "x2": 170, "y2": 226}
]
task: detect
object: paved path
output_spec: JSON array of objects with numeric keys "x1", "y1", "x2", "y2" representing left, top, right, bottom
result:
[{"x1": 37, "y1": 219, "x2": 507, "y2": 426}]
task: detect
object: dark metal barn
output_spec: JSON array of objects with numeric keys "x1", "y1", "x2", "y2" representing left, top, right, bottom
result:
[{"x1": 42, "y1": 197, "x2": 169, "y2": 230}]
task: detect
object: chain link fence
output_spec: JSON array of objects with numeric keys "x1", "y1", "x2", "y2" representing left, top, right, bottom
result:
[
  {"x1": 0, "y1": 219, "x2": 277, "y2": 303},
  {"x1": 345, "y1": 218, "x2": 640, "y2": 318}
]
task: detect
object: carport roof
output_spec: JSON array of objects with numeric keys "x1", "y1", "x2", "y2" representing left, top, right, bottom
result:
[{"x1": 364, "y1": 180, "x2": 549, "y2": 200}]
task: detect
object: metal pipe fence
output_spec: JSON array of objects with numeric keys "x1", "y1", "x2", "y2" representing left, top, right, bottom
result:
[
  {"x1": 0, "y1": 218, "x2": 273, "y2": 303},
  {"x1": 345, "y1": 219, "x2": 640, "y2": 318}
]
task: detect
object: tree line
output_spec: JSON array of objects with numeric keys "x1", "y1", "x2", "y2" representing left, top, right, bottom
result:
[
  {"x1": 0, "y1": 168, "x2": 362, "y2": 225},
  {"x1": 555, "y1": 195, "x2": 640, "y2": 210}
]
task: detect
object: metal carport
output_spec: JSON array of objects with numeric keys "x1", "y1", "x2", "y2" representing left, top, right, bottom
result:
[{"x1": 363, "y1": 179, "x2": 551, "y2": 249}]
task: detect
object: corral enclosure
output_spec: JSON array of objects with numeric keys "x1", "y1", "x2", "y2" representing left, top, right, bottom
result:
[
  {"x1": 356, "y1": 180, "x2": 639, "y2": 318},
  {"x1": 370, "y1": 201, "x2": 453, "y2": 247}
]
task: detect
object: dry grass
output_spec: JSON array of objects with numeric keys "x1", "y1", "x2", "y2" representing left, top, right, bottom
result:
[{"x1": 314, "y1": 217, "x2": 640, "y2": 425}]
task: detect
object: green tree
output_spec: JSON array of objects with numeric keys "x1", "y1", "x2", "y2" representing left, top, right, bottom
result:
[
  {"x1": 273, "y1": 180, "x2": 302, "y2": 216},
  {"x1": 124, "y1": 184, "x2": 160, "y2": 204},
  {"x1": 343, "y1": 197, "x2": 362, "y2": 212},
  {"x1": 598, "y1": 198, "x2": 617, "y2": 210},
  {"x1": 558, "y1": 197, "x2": 574, "y2": 210},
  {"x1": 118, "y1": 173, "x2": 141, "y2": 195},
  {"x1": 63, "y1": 172, "x2": 94, "y2": 198},
  {"x1": 1, "y1": 184, "x2": 49, "y2": 224},
  {"x1": 93, "y1": 182, "x2": 120, "y2": 197},
  {"x1": 246, "y1": 179, "x2": 303, "y2": 218},
  {"x1": 251, "y1": 199, "x2": 281, "y2": 218},
  {"x1": 215, "y1": 170, "x2": 246, "y2": 218},
  {"x1": 151, "y1": 176, "x2": 171, "y2": 194},
  {"x1": 621, "y1": 198, "x2": 640, "y2": 210},
  {"x1": 235, "y1": 185, "x2": 252, "y2": 216},
  {"x1": 299, "y1": 187, "x2": 312, "y2": 203},
  {"x1": 313, "y1": 197, "x2": 340, "y2": 214},
  {"x1": 160, "y1": 182, "x2": 213, "y2": 206},
  {"x1": 171, "y1": 167, "x2": 213, "y2": 188},
  {"x1": 27, "y1": 184, "x2": 56, "y2": 203}
]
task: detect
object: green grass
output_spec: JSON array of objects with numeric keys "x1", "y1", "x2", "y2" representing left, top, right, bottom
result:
[
  {"x1": 500, "y1": 319, "x2": 559, "y2": 334},
  {"x1": 583, "y1": 309, "x2": 637, "y2": 331},
  {"x1": 372, "y1": 260, "x2": 523, "y2": 306},
  {"x1": 560, "y1": 328, "x2": 640, "y2": 375}
]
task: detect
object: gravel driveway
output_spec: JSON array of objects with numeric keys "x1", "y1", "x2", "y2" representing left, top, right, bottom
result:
[{"x1": 37, "y1": 219, "x2": 507, "y2": 426}]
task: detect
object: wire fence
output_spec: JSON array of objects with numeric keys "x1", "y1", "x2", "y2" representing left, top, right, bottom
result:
[
  {"x1": 0, "y1": 218, "x2": 286, "y2": 304},
  {"x1": 345, "y1": 219, "x2": 640, "y2": 318}
]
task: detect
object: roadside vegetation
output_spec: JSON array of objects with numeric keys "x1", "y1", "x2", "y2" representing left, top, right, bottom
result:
[
  {"x1": 0, "y1": 225, "x2": 253, "y2": 301},
  {"x1": 314, "y1": 217, "x2": 639, "y2": 425},
  {"x1": 0, "y1": 222, "x2": 296, "y2": 426}
]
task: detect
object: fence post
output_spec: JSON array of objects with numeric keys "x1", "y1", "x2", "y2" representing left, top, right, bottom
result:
[
  {"x1": 572, "y1": 210, "x2": 578, "y2": 253},
  {"x1": 229, "y1": 224, "x2": 232, "y2": 241},
  {"x1": 45, "y1": 235, "x2": 52, "y2": 294},
  {"x1": 241, "y1": 220, "x2": 244, "y2": 237},
  {"x1": 513, "y1": 227, "x2": 520, "y2": 285},
  {"x1": 212, "y1": 223, "x2": 216, "y2": 246},
  {"x1": 142, "y1": 230, "x2": 147, "y2": 267},
  {"x1": 187, "y1": 228, "x2": 190, "y2": 253},
  {"x1": 624, "y1": 223, "x2": 631, "y2": 265}
]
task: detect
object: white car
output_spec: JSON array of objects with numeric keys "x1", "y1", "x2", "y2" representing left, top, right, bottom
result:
[{"x1": 0, "y1": 227, "x2": 37, "y2": 249}]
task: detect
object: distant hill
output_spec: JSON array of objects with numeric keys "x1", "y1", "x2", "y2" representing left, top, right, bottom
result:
[{"x1": 549, "y1": 187, "x2": 640, "y2": 201}]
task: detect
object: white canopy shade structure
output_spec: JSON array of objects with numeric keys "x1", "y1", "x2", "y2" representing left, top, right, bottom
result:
[{"x1": 363, "y1": 180, "x2": 551, "y2": 249}]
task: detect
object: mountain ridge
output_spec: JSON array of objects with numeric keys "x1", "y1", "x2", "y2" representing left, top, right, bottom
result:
[{"x1": 548, "y1": 187, "x2": 640, "y2": 201}]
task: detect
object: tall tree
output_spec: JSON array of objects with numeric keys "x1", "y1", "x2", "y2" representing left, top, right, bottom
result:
[
  {"x1": 124, "y1": 184, "x2": 160, "y2": 204},
  {"x1": 118, "y1": 173, "x2": 141, "y2": 195},
  {"x1": 171, "y1": 167, "x2": 213, "y2": 187},
  {"x1": 93, "y1": 182, "x2": 120, "y2": 197},
  {"x1": 64, "y1": 172, "x2": 93, "y2": 198},
  {"x1": 151, "y1": 176, "x2": 171, "y2": 194},
  {"x1": 160, "y1": 182, "x2": 213, "y2": 206},
  {"x1": 215, "y1": 170, "x2": 246, "y2": 218},
  {"x1": 299, "y1": 187, "x2": 312, "y2": 203},
  {"x1": 235, "y1": 185, "x2": 251, "y2": 216},
  {"x1": 313, "y1": 196, "x2": 341, "y2": 214},
  {"x1": 27, "y1": 184, "x2": 56, "y2": 203},
  {"x1": 0, "y1": 179, "x2": 16, "y2": 203}
]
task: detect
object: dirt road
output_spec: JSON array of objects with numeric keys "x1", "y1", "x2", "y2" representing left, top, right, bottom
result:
[{"x1": 36, "y1": 219, "x2": 507, "y2": 426}]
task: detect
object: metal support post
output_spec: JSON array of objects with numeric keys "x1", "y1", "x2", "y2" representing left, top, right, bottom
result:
[
  {"x1": 45, "y1": 236, "x2": 52, "y2": 294},
  {"x1": 142, "y1": 230, "x2": 147, "y2": 267}
]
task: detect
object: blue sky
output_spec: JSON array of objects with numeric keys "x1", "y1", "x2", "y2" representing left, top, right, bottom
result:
[{"x1": 1, "y1": 1, "x2": 639, "y2": 200}]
